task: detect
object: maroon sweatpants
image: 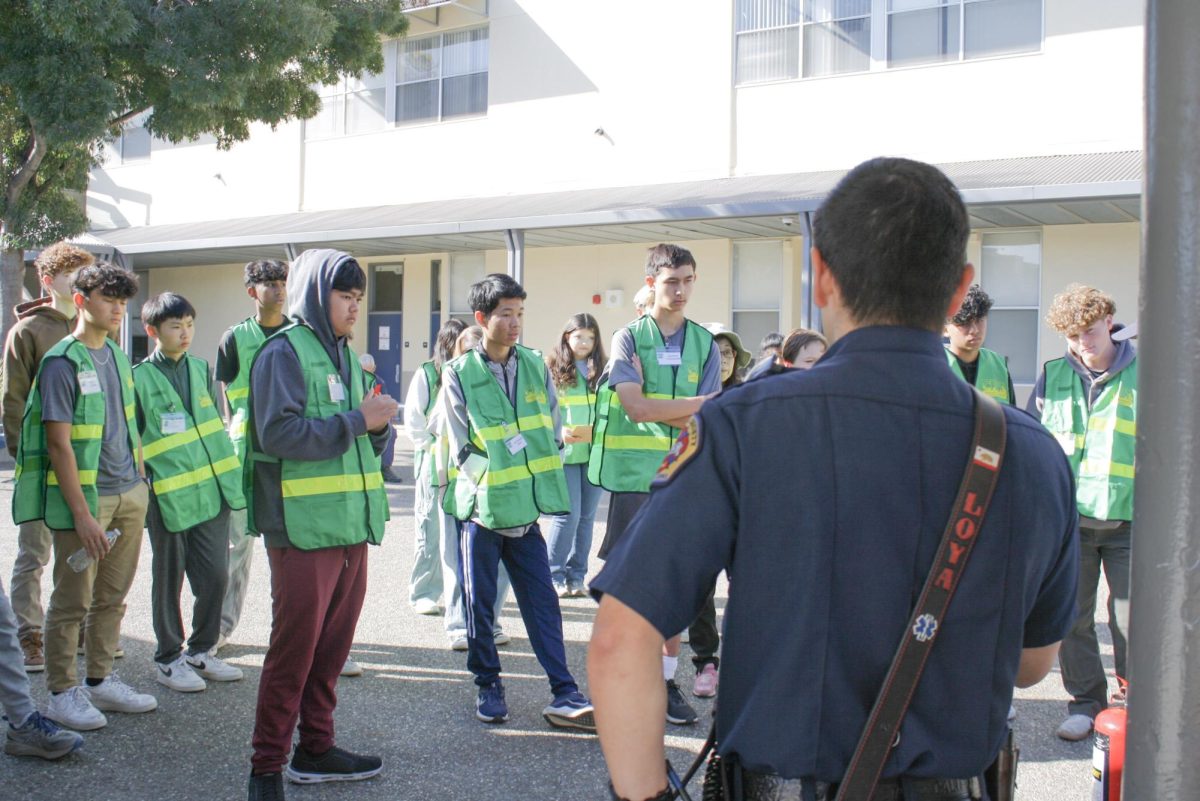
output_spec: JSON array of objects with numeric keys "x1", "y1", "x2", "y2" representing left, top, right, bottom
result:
[{"x1": 251, "y1": 543, "x2": 368, "y2": 774}]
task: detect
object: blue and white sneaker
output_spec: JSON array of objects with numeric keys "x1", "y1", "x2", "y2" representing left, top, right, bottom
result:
[
  {"x1": 476, "y1": 681, "x2": 509, "y2": 724},
  {"x1": 4, "y1": 711, "x2": 84, "y2": 760},
  {"x1": 542, "y1": 690, "x2": 596, "y2": 732}
]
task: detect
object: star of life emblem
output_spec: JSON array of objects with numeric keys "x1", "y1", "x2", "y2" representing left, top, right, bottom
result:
[{"x1": 912, "y1": 613, "x2": 939, "y2": 643}]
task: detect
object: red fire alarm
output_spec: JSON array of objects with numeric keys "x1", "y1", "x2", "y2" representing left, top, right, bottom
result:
[{"x1": 592, "y1": 293, "x2": 602, "y2": 305}]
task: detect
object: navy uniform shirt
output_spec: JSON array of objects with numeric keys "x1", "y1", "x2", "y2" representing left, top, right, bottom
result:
[{"x1": 592, "y1": 326, "x2": 1078, "y2": 782}]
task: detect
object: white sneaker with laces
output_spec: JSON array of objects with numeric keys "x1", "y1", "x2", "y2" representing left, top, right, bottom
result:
[
  {"x1": 1055, "y1": 713, "x2": 1094, "y2": 741},
  {"x1": 86, "y1": 673, "x2": 158, "y2": 713},
  {"x1": 340, "y1": 657, "x2": 363, "y2": 677},
  {"x1": 156, "y1": 655, "x2": 206, "y2": 693},
  {"x1": 46, "y1": 686, "x2": 107, "y2": 731},
  {"x1": 493, "y1": 631, "x2": 511, "y2": 646},
  {"x1": 186, "y1": 652, "x2": 243, "y2": 682}
]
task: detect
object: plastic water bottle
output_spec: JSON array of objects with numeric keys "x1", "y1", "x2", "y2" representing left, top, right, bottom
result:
[{"x1": 66, "y1": 530, "x2": 121, "y2": 572}]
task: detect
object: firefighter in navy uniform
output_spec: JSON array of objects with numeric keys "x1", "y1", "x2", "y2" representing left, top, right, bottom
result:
[{"x1": 588, "y1": 158, "x2": 1080, "y2": 801}]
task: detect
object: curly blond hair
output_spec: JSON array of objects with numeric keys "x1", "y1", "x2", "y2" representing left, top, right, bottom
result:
[
  {"x1": 1045, "y1": 284, "x2": 1116, "y2": 335},
  {"x1": 34, "y1": 242, "x2": 95, "y2": 281}
]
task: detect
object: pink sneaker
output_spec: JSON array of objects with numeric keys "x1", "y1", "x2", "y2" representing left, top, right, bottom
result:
[{"x1": 693, "y1": 664, "x2": 718, "y2": 698}]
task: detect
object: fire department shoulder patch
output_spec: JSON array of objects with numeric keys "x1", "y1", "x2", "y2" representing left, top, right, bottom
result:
[{"x1": 652, "y1": 416, "x2": 701, "y2": 487}]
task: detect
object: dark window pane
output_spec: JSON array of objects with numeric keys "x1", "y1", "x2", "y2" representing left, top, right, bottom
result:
[
  {"x1": 442, "y1": 73, "x2": 487, "y2": 118},
  {"x1": 396, "y1": 80, "x2": 439, "y2": 123}
]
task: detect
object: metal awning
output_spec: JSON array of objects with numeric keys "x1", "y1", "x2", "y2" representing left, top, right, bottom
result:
[{"x1": 90, "y1": 150, "x2": 1142, "y2": 269}]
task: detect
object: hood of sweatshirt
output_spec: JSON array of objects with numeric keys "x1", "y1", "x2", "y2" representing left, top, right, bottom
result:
[
  {"x1": 286, "y1": 248, "x2": 358, "y2": 374},
  {"x1": 15, "y1": 295, "x2": 72, "y2": 323}
]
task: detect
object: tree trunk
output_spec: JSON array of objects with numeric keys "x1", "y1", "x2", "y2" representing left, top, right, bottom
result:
[{"x1": 1, "y1": 245, "x2": 27, "y2": 348}]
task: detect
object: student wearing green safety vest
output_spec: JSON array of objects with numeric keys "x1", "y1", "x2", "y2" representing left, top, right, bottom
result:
[
  {"x1": 544, "y1": 313, "x2": 608, "y2": 598},
  {"x1": 944, "y1": 284, "x2": 1016, "y2": 405},
  {"x1": 1029, "y1": 284, "x2": 1137, "y2": 743},
  {"x1": 13, "y1": 262, "x2": 158, "y2": 732},
  {"x1": 134, "y1": 292, "x2": 247, "y2": 694},
  {"x1": 244, "y1": 250, "x2": 398, "y2": 800},
  {"x1": 439, "y1": 273, "x2": 596, "y2": 732},
  {"x1": 589, "y1": 243, "x2": 721, "y2": 728},
  {"x1": 213, "y1": 259, "x2": 289, "y2": 655}
]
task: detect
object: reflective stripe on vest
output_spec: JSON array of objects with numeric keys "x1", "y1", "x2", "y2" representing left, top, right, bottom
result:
[
  {"x1": 1040, "y1": 357, "x2": 1137, "y2": 521},
  {"x1": 946, "y1": 347, "x2": 1012, "y2": 404},
  {"x1": 588, "y1": 317, "x2": 713, "y2": 493},
  {"x1": 134, "y1": 355, "x2": 246, "y2": 532},
  {"x1": 559, "y1": 370, "x2": 594, "y2": 465},
  {"x1": 13, "y1": 338, "x2": 140, "y2": 529},
  {"x1": 442, "y1": 346, "x2": 569, "y2": 529},
  {"x1": 244, "y1": 324, "x2": 389, "y2": 548},
  {"x1": 224, "y1": 318, "x2": 271, "y2": 459}
]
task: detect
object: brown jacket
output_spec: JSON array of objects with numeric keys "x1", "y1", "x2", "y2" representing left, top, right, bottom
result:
[{"x1": 2, "y1": 297, "x2": 73, "y2": 457}]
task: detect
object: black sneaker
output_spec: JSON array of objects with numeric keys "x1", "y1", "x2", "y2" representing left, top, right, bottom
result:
[
  {"x1": 248, "y1": 772, "x2": 285, "y2": 801},
  {"x1": 666, "y1": 679, "x2": 698, "y2": 725},
  {"x1": 381, "y1": 468, "x2": 403, "y2": 484},
  {"x1": 284, "y1": 745, "x2": 383, "y2": 784}
]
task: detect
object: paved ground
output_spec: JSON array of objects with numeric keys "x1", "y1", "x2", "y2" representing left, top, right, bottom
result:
[{"x1": 0, "y1": 438, "x2": 1112, "y2": 800}]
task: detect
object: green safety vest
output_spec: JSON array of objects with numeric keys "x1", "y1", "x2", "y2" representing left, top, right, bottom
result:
[
  {"x1": 414, "y1": 360, "x2": 441, "y2": 486},
  {"x1": 1040, "y1": 357, "x2": 1137, "y2": 521},
  {"x1": 588, "y1": 316, "x2": 713, "y2": 493},
  {"x1": 224, "y1": 317, "x2": 276, "y2": 460},
  {"x1": 133, "y1": 355, "x2": 246, "y2": 532},
  {"x1": 946, "y1": 347, "x2": 1012, "y2": 404},
  {"x1": 13, "y1": 337, "x2": 140, "y2": 529},
  {"x1": 442, "y1": 345, "x2": 569, "y2": 529},
  {"x1": 558, "y1": 369, "x2": 595, "y2": 466},
  {"x1": 244, "y1": 324, "x2": 389, "y2": 549}
]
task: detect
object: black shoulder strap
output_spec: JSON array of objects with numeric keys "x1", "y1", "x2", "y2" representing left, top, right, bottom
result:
[{"x1": 836, "y1": 388, "x2": 1007, "y2": 801}]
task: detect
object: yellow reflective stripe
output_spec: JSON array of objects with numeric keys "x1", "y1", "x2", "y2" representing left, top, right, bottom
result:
[
  {"x1": 142, "y1": 417, "x2": 225, "y2": 460},
  {"x1": 226, "y1": 387, "x2": 249, "y2": 401},
  {"x1": 154, "y1": 454, "x2": 240, "y2": 494},
  {"x1": 1113, "y1": 418, "x2": 1136, "y2": 436},
  {"x1": 280, "y1": 471, "x2": 384, "y2": 498},
  {"x1": 48, "y1": 470, "x2": 98, "y2": 487},
  {"x1": 124, "y1": 403, "x2": 136, "y2": 420},
  {"x1": 71, "y1": 424, "x2": 103, "y2": 439},
  {"x1": 604, "y1": 434, "x2": 673, "y2": 450},
  {"x1": 199, "y1": 396, "x2": 213, "y2": 408},
  {"x1": 476, "y1": 414, "x2": 554, "y2": 442},
  {"x1": 527, "y1": 454, "x2": 563, "y2": 475},
  {"x1": 610, "y1": 392, "x2": 672, "y2": 409},
  {"x1": 1087, "y1": 416, "x2": 1136, "y2": 437},
  {"x1": 1081, "y1": 459, "x2": 1135, "y2": 480},
  {"x1": 559, "y1": 395, "x2": 590, "y2": 407}
]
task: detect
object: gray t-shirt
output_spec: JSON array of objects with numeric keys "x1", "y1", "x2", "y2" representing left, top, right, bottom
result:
[
  {"x1": 606, "y1": 322, "x2": 722, "y2": 394},
  {"x1": 40, "y1": 347, "x2": 142, "y2": 496}
]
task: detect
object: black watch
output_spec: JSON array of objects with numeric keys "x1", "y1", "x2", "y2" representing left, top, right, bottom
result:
[{"x1": 607, "y1": 782, "x2": 674, "y2": 801}]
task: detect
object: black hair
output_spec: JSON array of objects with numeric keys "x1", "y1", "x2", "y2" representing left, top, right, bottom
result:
[
  {"x1": 645, "y1": 244, "x2": 696, "y2": 278},
  {"x1": 813, "y1": 157, "x2": 969, "y2": 331},
  {"x1": 759, "y1": 331, "x2": 784, "y2": 356},
  {"x1": 468, "y1": 273, "x2": 526, "y2": 316},
  {"x1": 331, "y1": 258, "x2": 366, "y2": 293},
  {"x1": 142, "y1": 292, "x2": 197, "y2": 328},
  {"x1": 434, "y1": 318, "x2": 467, "y2": 369},
  {"x1": 73, "y1": 262, "x2": 138, "y2": 299},
  {"x1": 243, "y1": 259, "x2": 289, "y2": 287},
  {"x1": 548, "y1": 313, "x2": 607, "y2": 392},
  {"x1": 949, "y1": 284, "x2": 994, "y2": 326},
  {"x1": 781, "y1": 328, "x2": 828, "y2": 363}
]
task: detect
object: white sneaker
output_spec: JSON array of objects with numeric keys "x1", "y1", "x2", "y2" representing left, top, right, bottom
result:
[
  {"x1": 156, "y1": 656, "x2": 206, "y2": 693},
  {"x1": 449, "y1": 636, "x2": 468, "y2": 652},
  {"x1": 185, "y1": 652, "x2": 243, "y2": 682},
  {"x1": 1007, "y1": 704, "x2": 1017, "y2": 722},
  {"x1": 85, "y1": 673, "x2": 158, "y2": 713},
  {"x1": 1056, "y1": 713, "x2": 1094, "y2": 741},
  {"x1": 209, "y1": 633, "x2": 229, "y2": 656},
  {"x1": 493, "y1": 631, "x2": 511, "y2": 646},
  {"x1": 412, "y1": 598, "x2": 442, "y2": 616},
  {"x1": 46, "y1": 686, "x2": 107, "y2": 731},
  {"x1": 340, "y1": 657, "x2": 363, "y2": 677}
]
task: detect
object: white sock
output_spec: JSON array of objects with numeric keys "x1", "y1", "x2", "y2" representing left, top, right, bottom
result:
[{"x1": 662, "y1": 655, "x2": 678, "y2": 681}]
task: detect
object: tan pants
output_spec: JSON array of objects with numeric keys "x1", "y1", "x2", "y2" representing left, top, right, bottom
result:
[
  {"x1": 44, "y1": 483, "x2": 149, "y2": 692},
  {"x1": 9, "y1": 519, "x2": 52, "y2": 635}
]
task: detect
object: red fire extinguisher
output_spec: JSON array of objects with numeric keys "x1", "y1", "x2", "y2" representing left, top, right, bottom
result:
[{"x1": 1092, "y1": 681, "x2": 1127, "y2": 801}]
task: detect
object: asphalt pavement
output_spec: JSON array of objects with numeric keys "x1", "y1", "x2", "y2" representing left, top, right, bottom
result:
[{"x1": 0, "y1": 438, "x2": 1109, "y2": 800}]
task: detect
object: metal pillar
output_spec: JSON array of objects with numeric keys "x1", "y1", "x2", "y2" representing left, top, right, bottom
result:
[
  {"x1": 505, "y1": 228, "x2": 525, "y2": 286},
  {"x1": 801, "y1": 212, "x2": 821, "y2": 333},
  {"x1": 1124, "y1": 2, "x2": 1200, "y2": 798}
]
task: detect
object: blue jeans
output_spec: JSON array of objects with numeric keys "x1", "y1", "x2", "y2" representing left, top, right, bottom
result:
[
  {"x1": 459, "y1": 521, "x2": 577, "y2": 696},
  {"x1": 0, "y1": 577, "x2": 36, "y2": 725},
  {"x1": 544, "y1": 463, "x2": 603, "y2": 587}
]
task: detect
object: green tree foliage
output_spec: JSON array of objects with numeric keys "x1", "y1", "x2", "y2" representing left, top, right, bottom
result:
[{"x1": 0, "y1": 0, "x2": 408, "y2": 337}]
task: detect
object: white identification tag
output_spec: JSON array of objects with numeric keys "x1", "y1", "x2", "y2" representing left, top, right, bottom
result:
[
  {"x1": 78, "y1": 370, "x2": 101, "y2": 395},
  {"x1": 504, "y1": 433, "x2": 528, "y2": 455},
  {"x1": 160, "y1": 412, "x2": 186, "y2": 435},
  {"x1": 656, "y1": 348, "x2": 682, "y2": 367},
  {"x1": 327, "y1": 374, "x2": 346, "y2": 403}
]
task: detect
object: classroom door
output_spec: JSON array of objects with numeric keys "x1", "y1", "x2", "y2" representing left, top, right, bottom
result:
[{"x1": 368, "y1": 263, "x2": 404, "y2": 394}]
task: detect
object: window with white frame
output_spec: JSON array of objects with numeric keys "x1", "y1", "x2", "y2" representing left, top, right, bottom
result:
[
  {"x1": 448, "y1": 252, "x2": 486, "y2": 323},
  {"x1": 732, "y1": 240, "x2": 784, "y2": 355},
  {"x1": 735, "y1": 0, "x2": 1041, "y2": 84},
  {"x1": 977, "y1": 230, "x2": 1041, "y2": 383},
  {"x1": 118, "y1": 125, "x2": 152, "y2": 162},
  {"x1": 397, "y1": 27, "x2": 489, "y2": 124},
  {"x1": 305, "y1": 71, "x2": 388, "y2": 139}
]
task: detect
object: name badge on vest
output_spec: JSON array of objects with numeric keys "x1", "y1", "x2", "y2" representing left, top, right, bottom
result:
[
  {"x1": 160, "y1": 412, "x2": 186, "y2": 435},
  {"x1": 656, "y1": 348, "x2": 682, "y2": 367},
  {"x1": 327, "y1": 374, "x2": 346, "y2": 403},
  {"x1": 504, "y1": 433, "x2": 528, "y2": 455},
  {"x1": 78, "y1": 370, "x2": 101, "y2": 395}
]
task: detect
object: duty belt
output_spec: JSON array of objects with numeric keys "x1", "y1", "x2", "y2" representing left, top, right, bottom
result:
[{"x1": 740, "y1": 770, "x2": 982, "y2": 801}]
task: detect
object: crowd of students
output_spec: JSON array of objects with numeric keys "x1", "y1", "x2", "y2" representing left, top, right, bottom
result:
[{"x1": 0, "y1": 237, "x2": 1136, "y2": 800}]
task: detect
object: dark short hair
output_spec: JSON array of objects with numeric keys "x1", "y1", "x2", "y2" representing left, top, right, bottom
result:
[
  {"x1": 331, "y1": 258, "x2": 366, "y2": 293},
  {"x1": 949, "y1": 284, "x2": 994, "y2": 326},
  {"x1": 73, "y1": 262, "x2": 139, "y2": 299},
  {"x1": 759, "y1": 332, "x2": 784, "y2": 354},
  {"x1": 142, "y1": 292, "x2": 197, "y2": 328},
  {"x1": 814, "y1": 157, "x2": 969, "y2": 330},
  {"x1": 469, "y1": 273, "x2": 527, "y2": 316},
  {"x1": 434, "y1": 318, "x2": 467, "y2": 368},
  {"x1": 645, "y1": 244, "x2": 696, "y2": 278},
  {"x1": 244, "y1": 259, "x2": 289, "y2": 287}
]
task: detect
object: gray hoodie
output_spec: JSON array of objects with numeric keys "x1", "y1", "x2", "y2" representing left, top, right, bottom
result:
[{"x1": 249, "y1": 249, "x2": 391, "y2": 547}]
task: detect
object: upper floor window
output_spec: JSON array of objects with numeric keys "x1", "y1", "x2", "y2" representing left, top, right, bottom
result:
[
  {"x1": 735, "y1": 0, "x2": 1041, "y2": 84},
  {"x1": 306, "y1": 72, "x2": 389, "y2": 138},
  {"x1": 398, "y1": 27, "x2": 489, "y2": 124}
]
